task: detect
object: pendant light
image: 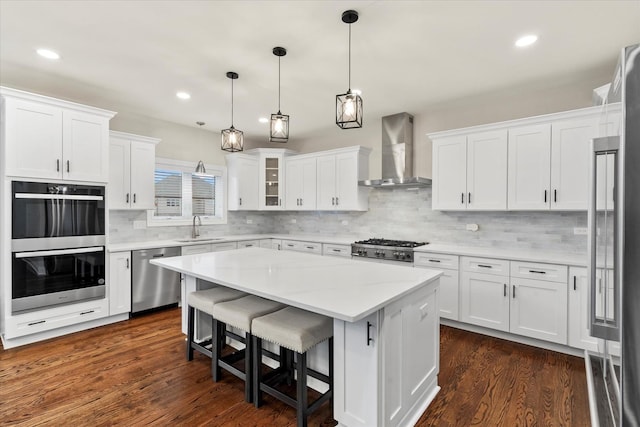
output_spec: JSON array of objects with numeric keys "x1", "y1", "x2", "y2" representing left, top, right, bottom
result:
[
  {"x1": 221, "y1": 71, "x2": 244, "y2": 152},
  {"x1": 195, "y1": 122, "x2": 207, "y2": 173},
  {"x1": 270, "y1": 47, "x2": 289, "y2": 143},
  {"x1": 336, "y1": 9, "x2": 363, "y2": 129}
]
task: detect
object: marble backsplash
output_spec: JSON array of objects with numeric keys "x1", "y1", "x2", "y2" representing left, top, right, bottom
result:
[{"x1": 109, "y1": 187, "x2": 588, "y2": 255}]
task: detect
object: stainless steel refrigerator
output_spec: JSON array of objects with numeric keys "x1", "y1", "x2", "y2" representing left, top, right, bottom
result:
[{"x1": 587, "y1": 43, "x2": 639, "y2": 427}]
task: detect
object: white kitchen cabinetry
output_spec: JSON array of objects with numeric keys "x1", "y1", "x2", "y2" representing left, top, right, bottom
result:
[
  {"x1": 109, "y1": 251, "x2": 132, "y2": 315},
  {"x1": 568, "y1": 267, "x2": 600, "y2": 352},
  {"x1": 414, "y1": 252, "x2": 459, "y2": 320},
  {"x1": 285, "y1": 155, "x2": 317, "y2": 210},
  {"x1": 2, "y1": 87, "x2": 115, "y2": 182},
  {"x1": 181, "y1": 244, "x2": 213, "y2": 256},
  {"x1": 281, "y1": 239, "x2": 322, "y2": 255},
  {"x1": 431, "y1": 130, "x2": 507, "y2": 210},
  {"x1": 322, "y1": 244, "x2": 351, "y2": 258},
  {"x1": 109, "y1": 131, "x2": 159, "y2": 210},
  {"x1": 237, "y1": 240, "x2": 260, "y2": 248},
  {"x1": 460, "y1": 258, "x2": 510, "y2": 332},
  {"x1": 257, "y1": 149, "x2": 296, "y2": 210},
  {"x1": 316, "y1": 146, "x2": 371, "y2": 211},
  {"x1": 509, "y1": 261, "x2": 568, "y2": 344},
  {"x1": 226, "y1": 154, "x2": 258, "y2": 211},
  {"x1": 226, "y1": 154, "x2": 259, "y2": 211}
]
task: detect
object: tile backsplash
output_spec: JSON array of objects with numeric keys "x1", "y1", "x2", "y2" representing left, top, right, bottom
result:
[{"x1": 109, "y1": 187, "x2": 587, "y2": 255}]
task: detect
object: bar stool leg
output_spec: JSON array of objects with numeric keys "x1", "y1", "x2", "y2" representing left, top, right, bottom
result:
[
  {"x1": 252, "y1": 335, "x2": 263, "y2": 408},
  {"x1": 245, "y1": 332, "x2": 253, "y2": 403},
  {"x1": 328, "y1": 337, "x2": 334, "y2": 408},
  {"x1": 296, "y1": 351, "x2": 308, "y2": 427},
  {"x1": 187, "y1": 306, "x2": 195, "y2": 361},
  {"x1": 212, "y1": 318, "x2": 222, "y2": 381}
]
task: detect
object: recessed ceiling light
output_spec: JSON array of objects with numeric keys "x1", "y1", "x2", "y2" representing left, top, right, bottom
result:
[
  {"x1": 36, "y1": 48, "x2": 60, "y2": 60},
  {"x1": 176, "y1": 91, "x2": 191, "y2": 100},
  {"x1": 259, "y1": 117, "x2": 269, "y2": 123},
  {"x1": 515, "y1": 35, "x2": 538, "y2": 48}
]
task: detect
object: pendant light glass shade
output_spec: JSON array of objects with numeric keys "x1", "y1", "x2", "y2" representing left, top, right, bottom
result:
[
  {"x1": 270, "y1": 47, "x2": 289, "y2": 143},
  {"x1": 336, "y1": 10, "x2": 363, "y2": 129},
  {"x1": 221, "y1": 71, "x2": 244, "y2": 152}
]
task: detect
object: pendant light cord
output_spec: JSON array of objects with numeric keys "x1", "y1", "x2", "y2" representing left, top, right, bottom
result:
[
  {"x1": 278, "y1": 55, "x2": 281, "y2": 113},
  {"x1": 348, "y1": 22, "x2": 352, "y2": 91},
  {"x1": 230, "y1": 77, "x2": 234, "y2": 127}
]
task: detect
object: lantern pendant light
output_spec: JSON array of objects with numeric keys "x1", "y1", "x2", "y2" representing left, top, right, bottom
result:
[
  {"x1": 270, "y1": 47, "x2": 289, "y2": 143},
  {"x1": 221, "y1": 71, "x2": 244, "y2": 152},
  {"x1": 336, "y1": 9, "x2": 363, "y2": 129}
]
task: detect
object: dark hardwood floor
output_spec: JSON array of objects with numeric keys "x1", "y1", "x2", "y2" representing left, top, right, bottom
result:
[{"x1": 0, "y1": 308, "x2": 590, "y2": 426}]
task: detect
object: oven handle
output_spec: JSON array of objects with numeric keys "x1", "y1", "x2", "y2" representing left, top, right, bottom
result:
[
  {"x1": 14, "y1": 246, "x2": 104, "y2": 259},
  {"x1": 14, "y1": 193, "x2": 104, "y2": 201}
]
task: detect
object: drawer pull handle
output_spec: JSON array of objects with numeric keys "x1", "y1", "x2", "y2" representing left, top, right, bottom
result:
[
  {"x1": 28, "y1": 320, "x2": 46, "y2": 326},
  {"x1": 512, "y1": 285, "x2": 516, "y2": 299},
  {"x1": 428, "y1": 259, "x2": 441, "y2": 263},
  {"x1": 332, "y1": 249, "x2": 341, "y2": 252},
  {"x1": 504, "y1": 283, "x2": 507, "y2": 297},
  {"x1": 306, "y1": 246, "x2": 315, "y2": 250},
  {"x1": 477, "y1": 264, "x2": 492, "y2": 269},
  {"x1": 80, "y1": 310, "x2": 95, "y2": 316},
  {"x1": 529, "y1": 270, "x2": 546, "y2": 274},
  {"x1": 573, "y1": 275, "x2": 577, "y2": 291}
]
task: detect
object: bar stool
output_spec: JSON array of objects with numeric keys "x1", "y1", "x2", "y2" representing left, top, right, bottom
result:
[
  {"x1": 210, "y1": 295, "x2": 285, "y2": 402},
  {"x1": 186, "y1": 287, "x2": 247, "y2": 376},
  {"x1": 251, "y1": 306, "x2": 333, "y2": 427}
]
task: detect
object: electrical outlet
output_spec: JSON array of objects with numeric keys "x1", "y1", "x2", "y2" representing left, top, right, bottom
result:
[
  {"x1": 573, "y1": 227, "x2": 588, "y2": 235},
  {"x1": 246, "y1": 219, "x2": 253, "y2": 224},
  {"x1": 466, "y1": 223, "x2": 479, "y2": 232}
]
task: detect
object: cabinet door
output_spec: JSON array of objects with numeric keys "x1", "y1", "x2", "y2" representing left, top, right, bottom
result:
[
  {"x1": 239, "y1": 158, "x2": 259, "y2": 210},
  {"x1": 510, "y1": 277, "x2": 568, "y2": 344},
  {"x1": 432, "y1": 136, "x2": 467, "y2": 210},
  {"x1": 316, "y1": 155, "x2": 337, "y2": 210},
  {"x1": 335, "y1": 151, "x2": 359, "y2": 210},
  {"x1": 285, "y1": 158, "x2": 304, "y2": 210},
  {"x1": 260, "y1": 154, "x2": 284, "y2": 210},
  {"x1": 466, "y1": 130, "x2": 508, "y2": 210},
  {"x1": 4, "y1": 98, "x2": 63, "y2": 179},
  {"x1": 460, "y1": 271, "x2": 510, "y2": 332},
  {"x1": 568, "y1": 267, "x2": 600, "y2": 351},
  {"x1": 416, "y1": 265, "x2": 459, "y2": 320},
  {"x1": 259, "y1": 239, "x2": 273, "y2": 249},
  {"x1": 109, "y1": 137, "x2": 131, "y2": 209},
  {"x1": 507, "y1": 124, "x2": 551, "y2": 210},
  {"x1": 62, "y1": 110, "x2": 109, "y2": 182},
  {"x1": 129, "y1": 141, "x2": 156, "y2": 210},
  {"x1": 550, "y1": 118, "x2": 595, "y2": 210},
  {"x1": 109, "y1": 251, "x2": 132, "y2": 315},
  {"x1": 299, "y1": 157, "x2": 317, "y2": 210}
]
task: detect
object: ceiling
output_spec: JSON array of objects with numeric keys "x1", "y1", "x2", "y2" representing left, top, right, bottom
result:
[{"x1": 1, "y1": 1, "x2": 639, "y2": 142}]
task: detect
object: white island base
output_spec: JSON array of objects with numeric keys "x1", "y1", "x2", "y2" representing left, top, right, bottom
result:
[{"x1": 156, "y1": 248, "x2": 441, "y2": 427}]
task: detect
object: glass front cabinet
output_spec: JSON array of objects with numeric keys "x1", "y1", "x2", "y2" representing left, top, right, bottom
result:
[{"x1": 258, "y1": 149, "x2": 297, "y2": 211}]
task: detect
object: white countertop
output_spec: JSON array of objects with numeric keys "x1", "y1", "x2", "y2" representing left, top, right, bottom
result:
[
  {"x1": 415, "y1": 244, "x2": 587, "y2": 267},
  {"x1": 108, "y1": 234, "x2": 360, "y2": 252},
  {"x1": 150, "y1": 247, "x2": 442, "y2": 323}
]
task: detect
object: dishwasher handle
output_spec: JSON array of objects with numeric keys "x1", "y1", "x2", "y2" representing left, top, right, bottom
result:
[{"x1": 152, "y1": 254, "x2": 165, "y2": 258}]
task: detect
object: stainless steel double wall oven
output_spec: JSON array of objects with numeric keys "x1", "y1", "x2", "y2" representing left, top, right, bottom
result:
[{"x1": 11, "y1": 181, "x2": 106, "y2": 313}]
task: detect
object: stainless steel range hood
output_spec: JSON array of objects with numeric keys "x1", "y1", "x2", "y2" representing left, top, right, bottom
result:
[{"x1": 359, "y1": 112, "x2": 431, "y2": 188}]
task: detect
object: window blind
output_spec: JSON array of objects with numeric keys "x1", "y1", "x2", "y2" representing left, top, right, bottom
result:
[
  {"x1": 192, "y1": 174, "x2": 216, "y2": 216},
  {"x1": 155, "y1": 169, "x2": 182, "y2": 216}
]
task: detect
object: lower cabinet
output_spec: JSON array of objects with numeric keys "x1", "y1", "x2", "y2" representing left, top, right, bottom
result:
[
  {"x1": 281, "y1": 239, "x2": 322, "y2": 255},
  {"x1": 414, "y1": 252, "x2": 459, "y2": 320},
  {"x1": 109, "y1": 251, "x2": 132, "y2": 316},
  {"x1": 568, "y1": 267, "x2": 600, "y2": 351},
  {"x1": 460, "y1": 257, "x2": 568, "y2": 345},
  {"x1": 237, "y1": 239, "x2": 260, "y2": 248},
  {"x1": 322, "y1": 243, "x2": 351, "y2": 258}
]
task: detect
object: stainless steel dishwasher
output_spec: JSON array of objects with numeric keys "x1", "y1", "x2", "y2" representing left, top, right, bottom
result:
[{"x1": 132, "y1": 247, "x2": 181, "y2": 313}]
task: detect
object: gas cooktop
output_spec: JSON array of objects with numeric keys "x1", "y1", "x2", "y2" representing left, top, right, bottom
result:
[
  {"x1": 353, "y1": 238, "x2": 428, "y2": 248},
  {"x1": 351, "y1": 238, "x2": 428, "y2": 262}
]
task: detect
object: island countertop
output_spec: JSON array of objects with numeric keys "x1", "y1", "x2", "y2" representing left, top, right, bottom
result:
[{"x1": 151, "y1": 247, "x2": 442, "y2": 323}]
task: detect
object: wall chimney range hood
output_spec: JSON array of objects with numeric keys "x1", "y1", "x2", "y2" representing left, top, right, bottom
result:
[{"x1": 359, "y1": 112, "x2": 431, "y2": 188}]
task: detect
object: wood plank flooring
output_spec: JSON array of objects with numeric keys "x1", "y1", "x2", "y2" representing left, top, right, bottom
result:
[{"x1": 0, "y1": 308, "x2": 590, "y2": 426}]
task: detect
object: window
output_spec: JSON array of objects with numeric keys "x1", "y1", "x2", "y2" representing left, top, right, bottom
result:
[{"x1": 146, "y1": 158, "x2": 227, "y2": 226}]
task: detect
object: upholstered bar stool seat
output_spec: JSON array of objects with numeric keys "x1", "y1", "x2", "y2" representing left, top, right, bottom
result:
[
  {"x1": 251, "y1": 306, "x2": 334, "y2": 427},
  {"x1": 210, "y1": 295, "x2": 285, "y2": 402},
  {"x1": 186, "y1": 287, "x2": 247, "y2": 364}
]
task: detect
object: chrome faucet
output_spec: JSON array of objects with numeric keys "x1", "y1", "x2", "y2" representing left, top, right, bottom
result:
[{"x1": 192, "y1": 215, "x2": 201, "y2": 239}]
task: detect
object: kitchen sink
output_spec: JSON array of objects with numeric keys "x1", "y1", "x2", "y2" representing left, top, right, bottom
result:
[{"x1": 175, "y1": 237, "x2": 224, "y2": 243}]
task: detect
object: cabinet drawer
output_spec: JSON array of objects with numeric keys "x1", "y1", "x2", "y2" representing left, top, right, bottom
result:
[
  {"x1": 461, "y1": 257, "x2": 509, "y2": 276},
  {"x1": 238, "y1": 239, "x2": 260, "y2": 248},
  {"x1": 510, "y1": 261, "x2": 568, "y2": 283},
  {"x1": 414, "y1": 252, "x2": 459, "y2": 270},
  {"x1": 323, "y1": 244, "x2": 351, "y2": 258},
  {"x1": 210, "y1": 242, "x2": 238, "y2": 252},
  {"x1": 281, "y1": 240, "x2": 322, "y2": 255},
  {"x1": 181, "y1": 244, "x2": 212, "y2": 255}
]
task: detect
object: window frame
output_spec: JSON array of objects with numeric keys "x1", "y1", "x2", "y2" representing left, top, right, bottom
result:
[{"x1": 146, "y1": 157, "x2": 227, "y2": 227}]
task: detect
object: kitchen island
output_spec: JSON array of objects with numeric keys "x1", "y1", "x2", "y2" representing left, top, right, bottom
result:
[{"x1": 151, "y1": 247, "x2": 442, "y2": 427}]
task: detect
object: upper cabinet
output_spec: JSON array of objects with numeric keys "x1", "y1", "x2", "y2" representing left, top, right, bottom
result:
[
  {"x1": 226, "y1": 153, "x2": 259, "y2": 211},
  {"x1": 109, "y1": 131, "x2": 159, "y2": 210},
  {"x1": 432, "y1": 130, "x2": 508, "y2": 211},
  {"x1": 227, "y1": 146, "x2": 370, "y2": 212},
  {"x1": 1, "y1": 87, "x2": 116, "y2": 182},
  {"x1": 285, "y1": 155, "x2": 317, "y2": 210},
  {"x1": 430, "y1": 105, "x2": 619, "y2": 211},
  {"x1": 316, "y1": 146, "x2": 371, "y2": 211}
]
